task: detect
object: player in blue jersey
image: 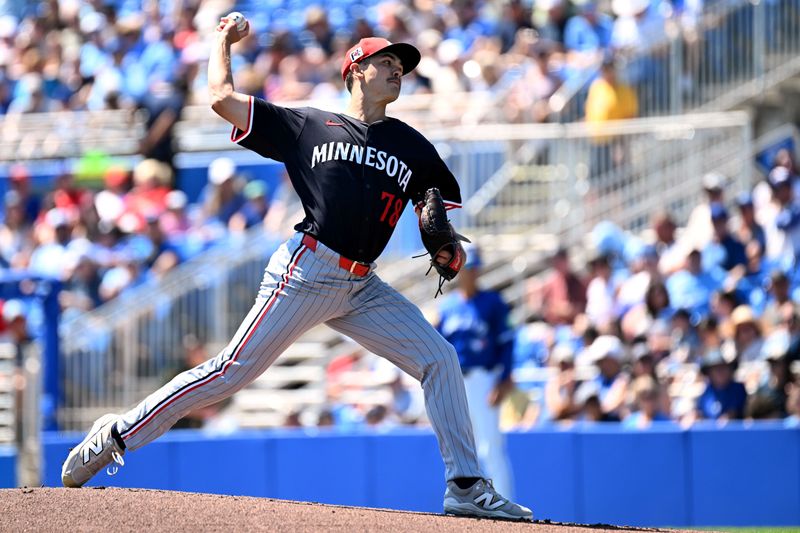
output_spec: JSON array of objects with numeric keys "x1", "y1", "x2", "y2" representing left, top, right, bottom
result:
[{"x1": 435, "y1": 245, "x2": 516, "y2": 499}]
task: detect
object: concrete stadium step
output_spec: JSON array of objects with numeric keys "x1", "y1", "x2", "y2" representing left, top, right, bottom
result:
[
  {"x1": 273, "y1": 341, "x2": 329, "y2": 365},
  {"x1": 233, "y1": 388, "x2": 326, "y2": 411},
  {"x1": 236, "y1": 412, "x2": 287, "y2": 429},
  {"x1": 250, "y1": 365, "x2": 325, "y2": 388}
]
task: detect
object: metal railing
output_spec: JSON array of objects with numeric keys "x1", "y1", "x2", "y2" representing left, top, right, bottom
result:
[
  {"x1": 434, "y1": 111, "x2": 752, "y2": 242},
  {"x1": 0, "y1": 109, "x2": 145, "y2": 161},
  {"x1": 555, "y1": 0, "x2": 800, "y2": 122},
  {"x1": 18, "y1": 343, "x2": 41, "y2": 487},
  {"x1": 58, "y1": 230, "x2": 283, "y2": 430},
  {"x1": 0, "y1": 344, "x2": 14, "y2": 445}
]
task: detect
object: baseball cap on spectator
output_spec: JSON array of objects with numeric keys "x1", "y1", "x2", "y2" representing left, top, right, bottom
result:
[
  {"x1": 244, "y1": 180, "x2": 267, "y2": 200},
  {"x1": 574, "y1": 379, "x2": 601, "y2": 405},
  {"x1": 588, "y1": 335, "x2": 624, "y2": 363},
  {"x1": 0, "y1": 15, "x2": 17, "y2": 40},
  {"x1": 624, "y1": 239, "x2": 658, "y2": 264},
  {"x1": 1, "y1": 299, "x2": 25, "y2": 323},
  {"x1": 165, "y1": 190, "x2": 188, "y2": 211},
  {"x1": 208, "y1": 157, "x2": 236, "y2": 185},
  {"x1": 702, "y1": 172, "x2": 727, "y2": 192},
  {"x1": 700, "y1": 347, "x2": 735, "y2": 372},
  {"x1": 341, "y1": 37, "x2": 421, "y2": 81},
  {"x1": 104, "y1": 166, "x2": 129, "y2": 189},
  {"x1": 735, "y1": 191, "x2": 754, "y2": 208},
  {"x1": 731, "y1": 304, "x2": 759, "y2": 330},
  {"x1": 768, "y1": 166, "x2": 792, "y2": 188},
  {"x1": 437, "y1": 39, "x2": 464, "y2": 66},
  {"x1": 80, "y1": 11, "x2": 106, "y2": 34},
  {"x1": 590, "y1": 221, "x2": 625, "y2": 257},
  {"x1": 463, "y1": 243, "x2": 482, "y2": 269},
  {"x1": 134, "y1": 159, "x2": 172, "y2": 187},
  {"x1": 550, "y1": 342, "x2": 575, "y2": 365},
  {"x1": 536, "y1": 0, "x2": 564, "y2": 10},
  {"x1": 45, "y1": 208, "x2": 69, "y2": 229},
  {"x1": 709, "y1": 203, "x2": 729, "y2": 221},
  {"x1": 94, "y1": 190, "x2": 125, "y2": 222},
  {"x1": 117, "y1": 211, "x2": 144, "y2": 234},
  {"x1": 761, "y1": 330, "x2": 790, "y2": 361},
  {"x1": 612, "y1": 0, "x2": 650, "y2": 17}
]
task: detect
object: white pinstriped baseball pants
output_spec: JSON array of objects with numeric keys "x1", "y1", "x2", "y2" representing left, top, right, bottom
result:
[{"x1": 117, "y1": 232, "x2": 483, "y2": 481}]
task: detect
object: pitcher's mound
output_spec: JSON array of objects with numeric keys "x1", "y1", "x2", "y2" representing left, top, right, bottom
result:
[{"x1": 0, "y1": 487, "x2": 690, "y2": 532}]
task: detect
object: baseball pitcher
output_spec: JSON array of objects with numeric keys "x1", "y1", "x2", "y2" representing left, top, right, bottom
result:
[{"x1": 61, "y1": 15, "x2": 532, "y2": 521}]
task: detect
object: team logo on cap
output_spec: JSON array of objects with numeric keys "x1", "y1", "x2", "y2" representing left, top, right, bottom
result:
[{"x1": 349, "y1": 47, "x2": 364, "y2": 62}]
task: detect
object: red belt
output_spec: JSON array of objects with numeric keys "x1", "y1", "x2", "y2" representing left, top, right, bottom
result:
[{"x1": 301, "y1": 234, "x2": 371, "y2": 277}]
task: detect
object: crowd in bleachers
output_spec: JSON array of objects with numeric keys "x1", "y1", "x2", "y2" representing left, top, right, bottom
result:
[
  {"x1": 0, "y1": 0, "x2": 738, "y2": 125},
  {"x1": 1, "y1": 0, "x2": 799, "y2": 433},
  {"x1": 501, "y1": 157, "x2": 800, "y2": 429},
  {"x1": 0, "y1": 156, "x2": 287, "y2": 327}
]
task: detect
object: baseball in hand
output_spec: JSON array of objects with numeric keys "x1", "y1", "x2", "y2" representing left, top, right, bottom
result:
[{"x1": 228, "y1": 12, "x2": 247, "y2": 32}]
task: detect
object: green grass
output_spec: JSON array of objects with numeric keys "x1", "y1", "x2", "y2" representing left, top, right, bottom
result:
[{"x1": 698, "y1": 527, "x2": 800, "y2": 533}]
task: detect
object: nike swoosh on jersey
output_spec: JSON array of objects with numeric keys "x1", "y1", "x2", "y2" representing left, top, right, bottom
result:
[{"x1": 325, "y1": 120, "x2": 345, "y2": 126}]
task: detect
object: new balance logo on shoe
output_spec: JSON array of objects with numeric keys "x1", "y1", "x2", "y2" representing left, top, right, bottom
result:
[
  {"x1": 474, "y1": 492, "x2": 506, "y2": 510},
  {"x1": 82, "y1": 434, "x2": 104, "y2": 464}
]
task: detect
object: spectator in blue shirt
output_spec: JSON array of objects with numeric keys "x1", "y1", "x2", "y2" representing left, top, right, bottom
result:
[
  {"x1": 703, "y1": 203, "x2": 747, "y2": 274},
  {"x1": 765, "y1": 166, "x2": 800, "y2": 266},
  {"x1": 230, "y1": 180, "x2": 270, "y2": 231},
  {"x1": 623, "y1": 375, "x2": 672, "y2": 428},
  {"x1": 666, "y1": 249, "x2": 719, "y2": 320},
  {"x1": 564, "y1": 0, "x2": 613, "y2": 62},
  {"x1": 574, "y1": 335, "x2": 630, "y2": 420},
  {"x1": 436, "y1": 245, "x2": 516, "y2": 499},
  {"x1": 734, "y1": 191, "x2": 766, "y2": 252},
  {"x1": 694, "y1": 349, "x2": 747, "y2": 421}
]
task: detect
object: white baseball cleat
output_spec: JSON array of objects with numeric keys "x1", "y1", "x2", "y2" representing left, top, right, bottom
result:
[
  {"x1": 61, "y1": 414, "x2": 125, "y2": 488},
  {"x1": 443, "y1": 478, "x2": 533, "y2": 520}
]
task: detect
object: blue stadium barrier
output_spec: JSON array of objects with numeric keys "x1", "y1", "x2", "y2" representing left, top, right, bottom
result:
[
  {"x1": 0, "y1": 446, "x2": 16, "y2": 488},
  {"x1": 42, "y1": 423, "x2": 800, "y2": 526}
]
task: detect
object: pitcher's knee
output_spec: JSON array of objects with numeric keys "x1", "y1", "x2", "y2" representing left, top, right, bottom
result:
[{"x1": 422, "y1": 341, "x2": 460, "y2": 379}]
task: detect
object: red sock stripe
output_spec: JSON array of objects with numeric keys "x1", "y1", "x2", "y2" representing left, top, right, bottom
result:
[{"x1": 122, "y1": 245, "x2": 308, "y2": 441}]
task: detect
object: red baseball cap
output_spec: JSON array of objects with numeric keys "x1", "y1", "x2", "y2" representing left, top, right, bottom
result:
[{"x1": 341, "y1": 37, "x2": 421, "y2": 82}]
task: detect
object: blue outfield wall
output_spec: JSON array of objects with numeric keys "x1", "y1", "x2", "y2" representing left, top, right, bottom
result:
[
  {"x1": 42, "y1": 423, "x2": 800, "y2": 527},
  {"x1": 0, "y1": 446, "x2": 16, "y2": 488}
]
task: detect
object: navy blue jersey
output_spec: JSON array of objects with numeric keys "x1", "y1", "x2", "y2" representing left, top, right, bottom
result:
[
  {"x1": 232, "y1": 96, "x2": 462, "y2": 262},
  {"x1": 436, "y1": 290, "x2": 515, "y2": 381}
]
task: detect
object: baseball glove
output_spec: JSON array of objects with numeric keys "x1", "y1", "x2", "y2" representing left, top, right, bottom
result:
[{"x1": 417, "y1": 188, "x2": 470, "y2": 296}]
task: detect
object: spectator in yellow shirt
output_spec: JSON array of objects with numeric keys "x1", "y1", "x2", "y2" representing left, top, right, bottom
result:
[{"x1": 585, "y1": 58, "x2": 638, "y2": 180}]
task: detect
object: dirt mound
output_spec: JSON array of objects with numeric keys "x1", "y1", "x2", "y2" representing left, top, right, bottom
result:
[{"x1": 0, "y1": 488, "x2": 690, "y2": 532}]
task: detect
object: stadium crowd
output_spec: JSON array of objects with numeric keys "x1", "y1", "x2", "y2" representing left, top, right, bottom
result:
[
  {"x1": 0, "y1": 156, "x2": 286, "y2": 323},
  {"x1": 518, "y1": 163, "x2": 800, "y2": 426},
  {"x1": 0, "y1": 0, "x2": 730, "y2": 125},
  {"x1": 0, "y1": 0, "x2": 798, "y2": 434}
]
